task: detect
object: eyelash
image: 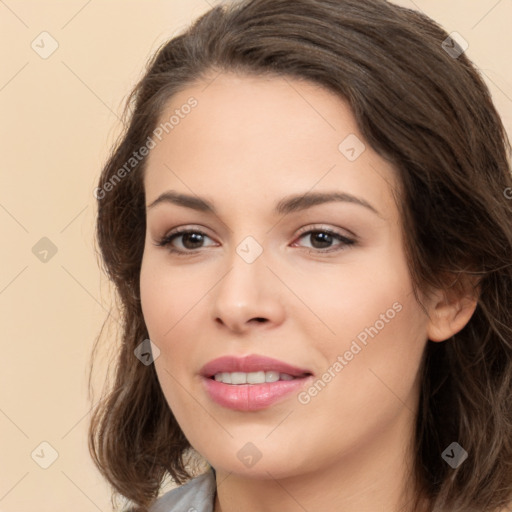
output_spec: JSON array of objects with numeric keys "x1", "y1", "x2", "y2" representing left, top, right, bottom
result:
[{"x1": 153, "y1": 226, "x2": 356, "y2": 256}]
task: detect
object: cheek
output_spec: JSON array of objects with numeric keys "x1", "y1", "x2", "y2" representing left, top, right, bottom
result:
[
  {"x1": 314, "y1": 282, "x2": 427, "y2": 428},
  {"x1": 139, "y1": 252, "x2": 202, "y2": 340},
  {"x1": 140, "y1": 257, "x2": 164, "y2": 338},
  {"x1": 139, "y1": 256, "x2": 199, "y2": 412},
  {"x1": 293, "y1": 240, "x2": 416, "y2": 349},
  {"x1": 304, "y1": 244, "x2": 428, "y2": 406},
  {"x1": 139, "y1": 252, "x2": 210, "y2": 404}
]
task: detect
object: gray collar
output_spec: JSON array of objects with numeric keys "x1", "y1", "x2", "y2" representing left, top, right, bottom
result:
[{"x1": 149, "y1": 466, "x2": 216, "y2": 512}]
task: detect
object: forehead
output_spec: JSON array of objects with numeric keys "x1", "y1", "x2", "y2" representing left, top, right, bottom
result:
[{"x1": 144, "y1": 72, "x2": 399, "y2": 219}]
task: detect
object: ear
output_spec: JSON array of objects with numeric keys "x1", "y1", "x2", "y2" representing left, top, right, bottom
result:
[{"x1": 426, "y1": 273, "x2": 480, "y2": 342}]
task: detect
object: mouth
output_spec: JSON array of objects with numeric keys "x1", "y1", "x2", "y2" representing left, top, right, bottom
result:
[
  {"x1": 209, "y1": 370, "x2": 312, "y2": 384},
  {"x1": 202, "y1": 372, "x2": 314, "y2": 412},
  {"x1": 200, "y1": 354, "x2": 314, "y2": 381}
]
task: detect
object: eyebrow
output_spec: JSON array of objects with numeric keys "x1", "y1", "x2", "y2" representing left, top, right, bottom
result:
[{"x1": 146, "y1": 190, "x2": 381, "y2": 217}]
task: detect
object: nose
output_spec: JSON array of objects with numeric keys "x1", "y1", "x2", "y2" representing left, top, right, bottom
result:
[{"x1": 211, "y1": 246, "x2": 286, "y2": 334}]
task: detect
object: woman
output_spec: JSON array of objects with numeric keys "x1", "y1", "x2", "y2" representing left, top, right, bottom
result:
[{"x1": 89, "y1": 0, "x2": 512, "y2": 511}]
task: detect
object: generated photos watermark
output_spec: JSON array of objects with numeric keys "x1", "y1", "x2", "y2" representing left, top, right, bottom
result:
[
  {"x1": 297, "y1": 301, "x2": 403, "y2": 405},
  {"x1": 94, "y1": 96, "x2": 198, "y2": 200}
]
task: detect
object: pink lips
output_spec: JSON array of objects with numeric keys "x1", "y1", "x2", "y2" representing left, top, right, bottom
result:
[
  {"x1": 200, "y1": 354, "x2": 312, "y2": 378},
  {"x1": 200, "y1": 354, "x2": 314, "y2": 411}
]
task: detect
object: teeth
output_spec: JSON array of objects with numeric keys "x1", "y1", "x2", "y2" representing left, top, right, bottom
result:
[{"x1": 213, "y1": 371, "x2": 297, "y2": 384}]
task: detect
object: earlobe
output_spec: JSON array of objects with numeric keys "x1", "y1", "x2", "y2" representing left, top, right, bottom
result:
[{"x1": 426, "y1": 278, "x2": 480, "y2": 342}]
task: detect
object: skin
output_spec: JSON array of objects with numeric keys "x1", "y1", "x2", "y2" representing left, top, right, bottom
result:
[{"x1": 140, "y1": 72, "x2": 478, "y2": 512}]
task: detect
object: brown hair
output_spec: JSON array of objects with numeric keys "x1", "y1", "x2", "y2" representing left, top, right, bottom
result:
[{"x1": 89, "y1": 0, "x2": 512, "y2": 510}]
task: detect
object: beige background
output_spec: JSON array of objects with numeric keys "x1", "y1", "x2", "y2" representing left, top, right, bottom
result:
[{"x1": 1, "y1": 1, "x2": 511, "y2": 511}]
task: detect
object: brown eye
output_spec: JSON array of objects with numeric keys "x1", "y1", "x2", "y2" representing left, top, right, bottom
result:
[
  {"x1": 294, "y1": 228, "x2": 355, "y2": 253},
  {"x1": 155, "y1": 229, "x2": 216, "y2": 255}
]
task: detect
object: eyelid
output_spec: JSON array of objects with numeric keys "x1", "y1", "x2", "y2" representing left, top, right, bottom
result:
[
  {"x1": 156, "y1": 223, "x2": 356, "y2": 242},
  {"x1": 153, "y1": 225, "x2": 215, "y2": 247},
  {"x1": 153, "y1": 223, "x2": 358, "y2": 257},
  {"x1": 295, "y1": 223, "x2": 358, "y2": 241}
]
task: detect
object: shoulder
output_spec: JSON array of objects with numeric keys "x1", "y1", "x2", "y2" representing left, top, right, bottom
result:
[{"x1": 149, "y1": 467, "x2": 217, "y2": 512}]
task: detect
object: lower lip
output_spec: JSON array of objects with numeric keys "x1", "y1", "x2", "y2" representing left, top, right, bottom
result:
[{"x1": 202, "y1": 376, "x2": 313, "y2": 411}]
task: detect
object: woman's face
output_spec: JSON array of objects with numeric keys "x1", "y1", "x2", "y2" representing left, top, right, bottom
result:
[{"x1": 140, "y1": 72, "x2": 431, "y2": 479}]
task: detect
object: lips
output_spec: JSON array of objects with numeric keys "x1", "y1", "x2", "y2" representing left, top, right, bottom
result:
[
  {"x1": 200, "y1": 354, "x2": 313, "y2": 379},
  {"x1": 200, "y1": 354, "x2": 314, "y2": 411}
]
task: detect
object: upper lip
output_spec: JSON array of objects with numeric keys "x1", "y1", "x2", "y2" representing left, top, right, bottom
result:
[{"x1": 200, "y1": 354, "x2": 313, "y2": 378}]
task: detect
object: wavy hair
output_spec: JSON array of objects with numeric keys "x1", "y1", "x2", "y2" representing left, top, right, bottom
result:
[{"x1": 89, "y1": 0, "x2": 512, "y2": 510}]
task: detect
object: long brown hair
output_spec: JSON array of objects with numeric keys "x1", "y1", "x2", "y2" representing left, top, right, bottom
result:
[{"x1": 89, "y1": 1, "x2": 512, "y2": 510}]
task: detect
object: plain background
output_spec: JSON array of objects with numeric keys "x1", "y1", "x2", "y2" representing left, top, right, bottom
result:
[{"x1": 1, "y1": 1, "x2": 511, "y2": 511}]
